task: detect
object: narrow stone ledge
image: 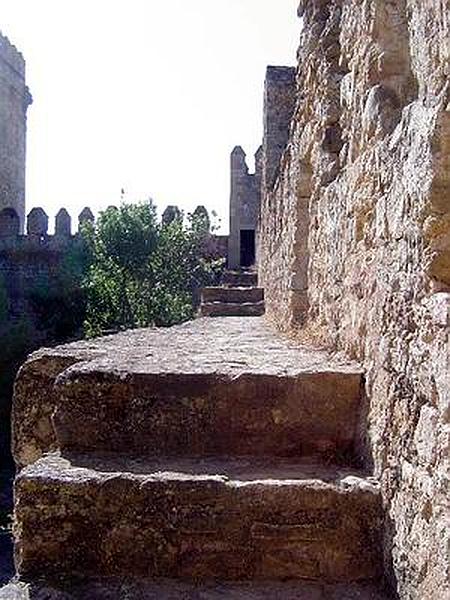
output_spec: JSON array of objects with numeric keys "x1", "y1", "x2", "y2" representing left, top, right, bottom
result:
[{"x1": 0, "y1": 579, "x2": 393, "y2": 600}]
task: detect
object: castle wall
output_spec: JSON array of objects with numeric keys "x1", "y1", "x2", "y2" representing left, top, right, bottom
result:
[
  {"x1": 0, "y1": 207, "x2": 91, "y2": 318},
  {"x1": 0, "y1": 33, "x2": 32, "y2": 231},
  {"x1": 0, "y1": 205, "x2": 228, "y2": 319},
  {"x1": 262, "y1": 67, "x2": 297, "y2": 193},
  {"x1": 258, "y1": 64, "x2": 308, "y2": 328},
  {"x1": 259, "y1": 1, "x2": 450, "y2": 598}
]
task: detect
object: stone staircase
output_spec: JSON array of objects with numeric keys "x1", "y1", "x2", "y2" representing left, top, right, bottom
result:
[
  {"x1": 8, "y1": 318, "x2": 391, "y2": 598},
  {"x1": 200, "y1": 269, "x2": 265, "y2": 317}
]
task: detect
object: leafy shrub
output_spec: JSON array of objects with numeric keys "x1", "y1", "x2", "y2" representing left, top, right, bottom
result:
[{"x1": 83, "y1": 201, "x2": 224, "y2": 336}]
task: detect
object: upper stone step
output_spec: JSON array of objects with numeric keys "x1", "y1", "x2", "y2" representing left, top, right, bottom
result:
[
  {"x1": 15, "y1": 453, "x2": 383, "y2": 584},
  {"x1": 14, "y1": 318, "x2": 364, "y2": 466},
  {"x1": 222, "y1": 270, "x2": 258, "y2": 287},
  {"x1": 200, "y1": 300, "x2": 265, "y2": 317},
  {"x1": 52, "y1": 363, "x2": 360, "y2": 460},
  {"x1": 202, "y1": 286, "x2": 264, "y2": 304}
]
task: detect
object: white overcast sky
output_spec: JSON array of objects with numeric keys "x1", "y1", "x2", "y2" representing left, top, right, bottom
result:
[{"x1": 2, "y1": 1, "x2": 300, "y2": 232}]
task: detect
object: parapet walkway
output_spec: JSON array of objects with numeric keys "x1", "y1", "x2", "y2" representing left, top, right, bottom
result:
[{"x1": 8, "y1": 317, "x2": 392, "y2": 599}]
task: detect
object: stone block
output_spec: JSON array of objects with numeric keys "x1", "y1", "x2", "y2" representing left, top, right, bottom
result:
[
  {"x1": 222, "y1": 270, "x2": 258, "y2": 287},
  {"x1": 15, "y1": 454, "x2": 383, "y2": 583},
  {"x1": 201, "y1": 286, "x2": 264, "y2": 304},
  {"x1": 0, "y1": 207, "x2": 20, "y2": 237}
]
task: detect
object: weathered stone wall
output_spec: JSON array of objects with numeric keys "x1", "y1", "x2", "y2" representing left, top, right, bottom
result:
[
  {"x1": 259, "y1": 1, "x2": 450, "y2": 598},
  {"x1": 258, "y1": 62, "x2": 311, "y2": 329},
  {"x1": 0, "y1": 33, "x2": 32, "y2": 231},
  {"x1": 262, "y1": 66, "x2": 297, "y2": 193}
]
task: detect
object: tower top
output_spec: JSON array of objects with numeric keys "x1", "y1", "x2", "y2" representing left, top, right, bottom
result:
[
  {"x1": 0, "y1": 30, "x2": 26, "y2": 78},
  {"x1": 231, "y1": 146, "x2": 246, "y2": 157}
]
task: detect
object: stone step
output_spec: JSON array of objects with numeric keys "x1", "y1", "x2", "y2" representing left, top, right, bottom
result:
[
  {"x1": 200, "y1": 300, "x2": 265, "y2": 317},
  {"x1": 222, "y1": 270, "x2": 258, "y2": 287},
  {"x1": 14, "y1": 318, "x2": 365, "y2": 467},
  {"x1": 52, "y1": 368, "x2": 362, "y2": 464},
  {"x1": 15, "y1": 454, "x2": 383, "y2": 584},
  {"x1": 201, "y1": 286, "x2": 264, "y2": 304},
  {"x1": 1, "y1": 578, "x2": 393, "y2": 599}
]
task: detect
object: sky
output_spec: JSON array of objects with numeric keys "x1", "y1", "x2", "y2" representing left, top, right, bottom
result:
[{"x1": 2, "y1": 1, "x2": 300, "y2": 233}]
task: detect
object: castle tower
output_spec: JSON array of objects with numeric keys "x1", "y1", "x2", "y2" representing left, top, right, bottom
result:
[
  {"x1": 228, "y1": 146, "x2": 261, "y2": 270},
  {"x1": 0, "y1": 32, "x2": 32, "y2": 231}
]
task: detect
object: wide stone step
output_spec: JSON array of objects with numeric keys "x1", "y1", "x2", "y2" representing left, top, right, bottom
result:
[
  {"x1": 200, "y1": 300, "x2": 265, "y2": 317},
  {"x1": 15, "y1": 454, "x2": 383, "y2": 584},
  {"x1": 1, "y1": 578, "x2": 393, "y2": 599},
  {"x1": 14, "y1": 318, "x2": 365, "y2": 467},
  {"x1": 222, "y1": 270, "x2": 258, "y2": 287},
  {"x1": 201, "y1": 286, "x2": 264, "y2": 304},
  {"x1": 52, "y1": 368, "x2": 362, "y2": 463}
]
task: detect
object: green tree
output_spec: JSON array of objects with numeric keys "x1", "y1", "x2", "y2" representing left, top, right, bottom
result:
[{"x1": 83, "y1": 201, "x2": 224, "y2": 336}]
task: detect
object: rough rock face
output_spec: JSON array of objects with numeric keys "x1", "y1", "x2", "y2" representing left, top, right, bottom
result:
[{"x1": 259, "y1": 1, "x2": 450, "y2": 598}]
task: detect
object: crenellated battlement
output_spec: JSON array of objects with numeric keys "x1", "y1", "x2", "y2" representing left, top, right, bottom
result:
[
  {"x1": 0, "y1": 30, "x2": 25, "y2": 78},
  {"x1": 0, "y1": 205, "x2": 227, "y2": 259},
  {"x1": 0, "y1": 206, "x2": 95, "y2": 247}
]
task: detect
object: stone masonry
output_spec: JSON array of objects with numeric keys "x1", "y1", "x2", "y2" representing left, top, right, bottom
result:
[
  {"x1": 259, "y1": 2, "x2": 450, "y2": 599},
  {"x1": 0, "y1": 204, "x2": 227, "y2": 321},
  {"x1": 229, "y1": 67, "x2": 296, "y2": 271},
  {"x1": 262, "y1": 66, "x2": 297, "y2": 193},
  {"x1": 0, "y1": 32, "x2": 32, "y2": 232},
  {"x1": 200, "y1": 269, "x2": 265, "y2": 317}
]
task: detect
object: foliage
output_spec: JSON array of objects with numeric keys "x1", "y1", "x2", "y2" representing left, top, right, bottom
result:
[
  {"x1": 27, "y1": 242, "x2": 89, "y2": 340},
  {"x1": 83, "y1": 201, "x2": 224, "y2": 336},
  {"x1": 0, "y1": 315, "x2": 33, "y2": 420},
  {"x1": 0, "y1": 275, "x2": 8, "y2": 326}
]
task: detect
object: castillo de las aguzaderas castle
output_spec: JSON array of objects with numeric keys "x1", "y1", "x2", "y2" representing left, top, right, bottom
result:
[{"x1": 1, "y1": 1, "x2": 450, "y2": 598}]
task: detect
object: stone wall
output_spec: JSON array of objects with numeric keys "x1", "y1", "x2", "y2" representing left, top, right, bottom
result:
[
  {"x1": 0, "y1": 32, "x2": 32, "y2": 231},
  {"x1": 258, "y1": 63, "x2": 310, "y2": 329},
  {"x1": 259, "y1": 1, "x2": 450, "y2": 598},
  {"x1": 0, "y1": 206, "x2": 92, "y2": 317},
  {"x1": 262, "y1": 66, "x2": 297, "y2": 193}
]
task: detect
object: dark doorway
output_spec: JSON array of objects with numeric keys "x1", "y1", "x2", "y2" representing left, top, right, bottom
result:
[{"x1": 240, "y1": 229, "x2": 255, "y2": 267}]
